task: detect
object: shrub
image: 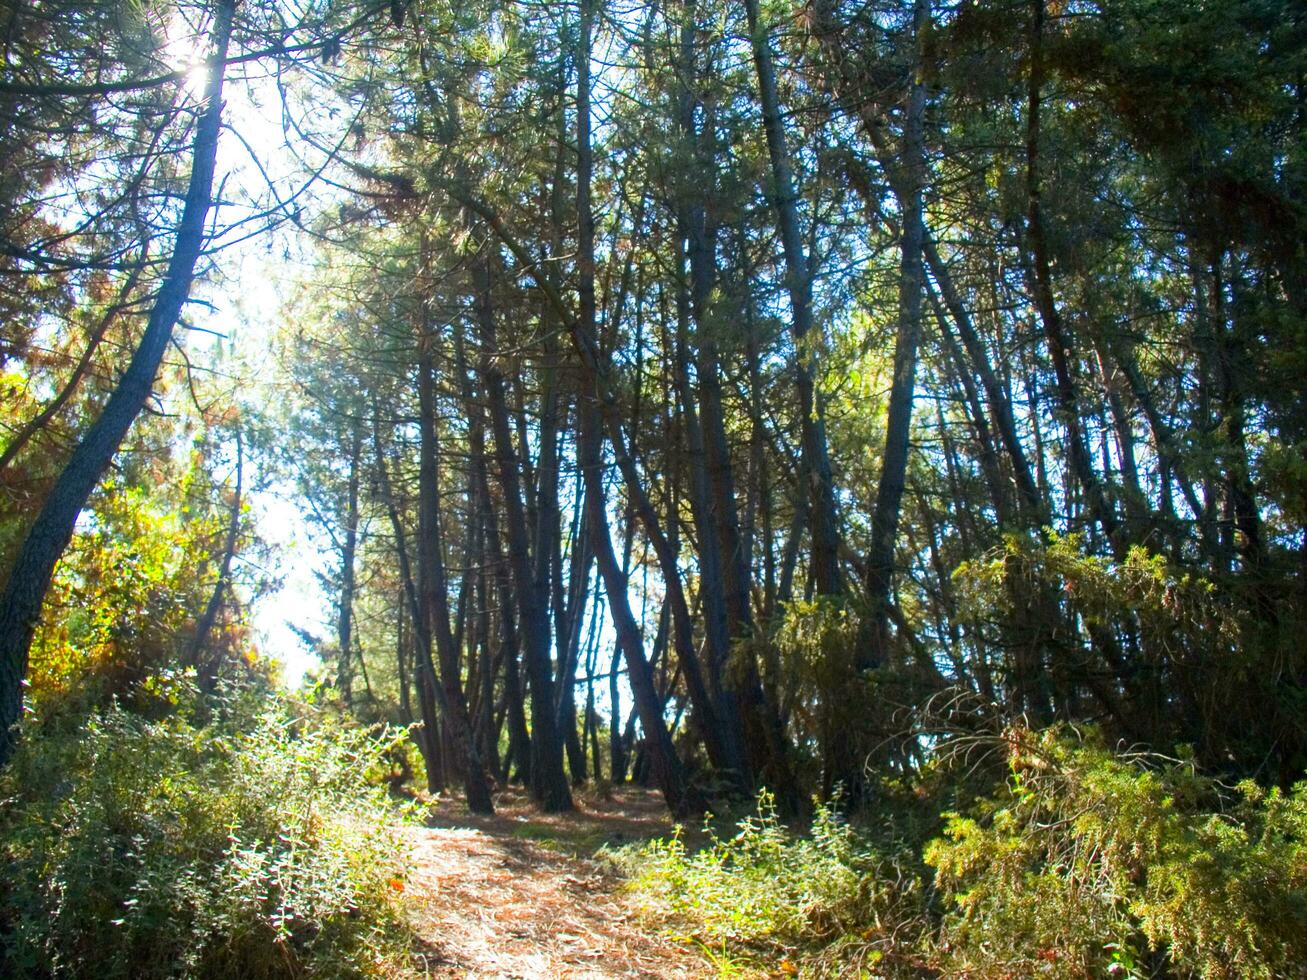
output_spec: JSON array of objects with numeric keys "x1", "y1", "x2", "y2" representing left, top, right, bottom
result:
[
  {"x1": 620, "y1": 730, "x2": 1307, "y2": 978},
  {"x1": 925, "y1": 727, "x2": 1307, "y2": 979},
  {"x1": 611, "y1": 792, "x2": 926, "y2": 976},
  {"x1": 27, "y1": 480, "x2": 268, "y2": 714},
  {"x1": 0, "y1": 699, "x2": 412, "y2": 978}
]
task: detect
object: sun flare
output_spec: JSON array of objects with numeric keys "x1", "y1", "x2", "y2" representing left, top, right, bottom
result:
[{"x1": 162, "y1": 12, "x2": 211, "y2": 99}]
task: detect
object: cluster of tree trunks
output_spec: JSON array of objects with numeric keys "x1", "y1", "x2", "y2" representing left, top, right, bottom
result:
[{"x1": 2, "y1": 0, "x2": 1303, "y2": 806}]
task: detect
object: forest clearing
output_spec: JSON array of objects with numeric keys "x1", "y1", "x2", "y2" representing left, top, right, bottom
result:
[{"x1": 2, "y1": 0, "x2": 1306, "y2": 975}]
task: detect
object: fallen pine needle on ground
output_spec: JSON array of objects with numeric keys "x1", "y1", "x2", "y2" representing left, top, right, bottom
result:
[{"x1": 397, "y1": 787, "x2": 711, "y2": 979}]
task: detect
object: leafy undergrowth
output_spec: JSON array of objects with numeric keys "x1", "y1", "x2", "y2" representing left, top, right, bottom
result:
[
  {"x1": 608, "y1": 792, "x2": 929, "y2": 978},
  {"x1": 0, "y1": 696, "x2": 413, "y2": 979},
  {"x1": 612, "y1": 728, "x2": 1307, "y2": 979}
]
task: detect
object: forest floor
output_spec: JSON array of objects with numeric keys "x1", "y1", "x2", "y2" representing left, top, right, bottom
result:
[{"x1": 397, "y1": 787, "x2": 712, "y2": 979}]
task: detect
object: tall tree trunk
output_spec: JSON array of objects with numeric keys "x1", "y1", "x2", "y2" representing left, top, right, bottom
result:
[
  {"x1": 478, "y1": 435, "x2": 533, "y2": 787},
  {"x1": 863, "y1": 0, "x2": 929, "y2": 669},
  {"x1": 449, "y1": 181, "x2": 733, "y2": 793},
  {"x1": 472, "y1": 255, "x2": 572, "y2": 812},
  {"x1": 0, "y1": 0, "x2": 236, "y2": 766},
  {"x1": 471, "y1": 517, "x2": 501, "y2": 779},
  {"x1": 609, "y1": 641, "x2": 626, "y2": 782},
  {"x1": 417, "y1": 338, "x2": 495, "y2": 815},
  {"x1": 556, "y1": 529, "x2": 592, "y2": 784},
  {"x1": 582, "y1": 585, "x2": 604, "y2": 783},
  {"x1": 1024, "y1": 0, "x2": 1118, "y2": 546},
  {"x1": 396, "y1": 595, "x2": 413, "y2": 724},
  {"x1": 373, "y1": 401, "x2": 445, "y2": 793},
  {"x1": 669, "y1": 25, "x2": 781, "y2": 791},
  {"x1": 837, "y1": 114, "x2": 1044, "y2": 523},
  {"x1": 191, "y1": 423, "x2": 243, "y2": 692},
  {"x1": 335, "y1": 417, "x2": 363, "y2": 703},
  {"x1": 578, "y1": 399, "x2": 701, "y2": 816},
  {"x1": 577, "y1": 0, "x2": 701, "y2": 816},
  {"x1": 743, "y1": 0, "x2": 843, "y2": 598}
]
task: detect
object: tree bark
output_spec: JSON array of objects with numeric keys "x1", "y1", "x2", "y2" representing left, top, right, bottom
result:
[
  {"x1": 863, "y1": 0, "x2": 930, "y2": 669},
  {"x1": 743, "y1": 0, "x2": 844, "y2": 598},
  {"x1": 417, "y1": 335, "x2": 495, "y2": 814},
  {"x1": 335, "y1": 417, "x2": 362, "y2": 703},
  {"x1": 472, "y1": 254, "x2": 572, "y2": 812},
  {"x1": 0, "y1": 0, "x2": 236, "y2": 766},
  {"x1": 191, "y1": 424, "x2": 243, "y2": 692},
  {"x1": 373, "y1": 402, "x2": 444, "y2": 793}
]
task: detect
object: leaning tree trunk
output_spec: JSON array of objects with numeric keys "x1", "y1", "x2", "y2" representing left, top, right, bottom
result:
[
  {"x1": 578, "y1": 400, "x2": 703, "y2": 817},
  {"x1": 0, "y1": 0, "x2": 236, "y2": 767},
  {"x1": 1023, "y1": 0, "x2": 1118, "y2": 548},
  {"x1": 576, "y1": 0, "x2": 701, "y2": 816}
]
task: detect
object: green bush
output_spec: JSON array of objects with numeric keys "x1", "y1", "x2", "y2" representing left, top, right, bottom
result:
[
  {"x1": 619, "y1": 730, "x2": 1307, "y2": 978},
  {"x1": 926, "y1": 727, "x2": 1307, "y2": 979},
  {"x1": 611, "y1": 792, "x2": 925, "y2": 976},
  {"x1": 0, "y1": 700, "x2": 412, "y2": 978}
]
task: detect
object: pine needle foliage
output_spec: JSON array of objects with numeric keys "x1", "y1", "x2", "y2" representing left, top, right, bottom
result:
[{"x1": 618, "y1": 729, "x2": 1307, "y2": 978}]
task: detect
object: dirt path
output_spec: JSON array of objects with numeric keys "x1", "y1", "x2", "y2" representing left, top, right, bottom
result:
[{"x1": 399, "y1": 789, "x2": 710, "y2": 979}]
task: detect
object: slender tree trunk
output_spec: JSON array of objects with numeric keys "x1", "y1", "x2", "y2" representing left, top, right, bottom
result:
[
  {"x1": 417, "y1": 338, "x2": 495, "y2": 814},
  {"x1": 863, "y1": 0, "x2": 929, "y2": 669},
  {"x1": 335, "y1": 418, "x2": 363, "y2": 703},
  {"x1": 837, "y1": 111, "x2": 1045, "y2": 524},
  {"x1": 449, "y1": 179, "x2": 733, "y2": 790},
  {"x1": 743, "y1": 0, "x2": 843, "y2": 598},
  {"x1": 373, "y1": 403, "x2": 444, "y2": 793},
  {"x1": 480, "y1": 442, "x2": 533, "y2": 787},
  {"x1": 556, "y1": 534, "x2": 592, "y2": 784},
  {"x1": 1208, "y1": 258, "x2": 1266, "y2": 575},
  {"x1": 579, "y1": 399, "x2": 702, "y2": 816},
  {"x1": 1024, "y1": 0, "x2": 1118, "y2": 546},
  {"x1": 472, "y1": 519, "x2": 501, "y2": 779},
  {"x1": 396, "y1": 596, "x2": 413, "y2": 725},
  {"x1": 932, "y1": 290, "x2": 1014, "y2": 523},
  {"x1": 0, "y1": 0, "x2": 236, "y2": 766},
  {"x1": 582, "y1": 586, "x2": 604, "y2": 782},
  {"x1": 191, "y1": 424, "x2": 243, "y2": 692},
  {"x1": 473, "y1": 254, "x2": 572, "y2": 812},
  {"x1": 577, "y1": 0, "x2": 701, "y2": 816}
]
